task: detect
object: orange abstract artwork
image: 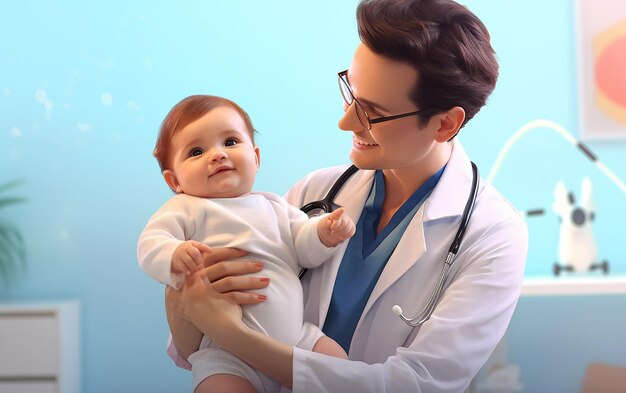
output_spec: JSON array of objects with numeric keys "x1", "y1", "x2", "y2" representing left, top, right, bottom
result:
[
  {"x1": 577, "y1": 0, "x2": 626, "y2": 139},
  {"x1": 594, "y1": 20, "x2": 626, "y2": 127}
]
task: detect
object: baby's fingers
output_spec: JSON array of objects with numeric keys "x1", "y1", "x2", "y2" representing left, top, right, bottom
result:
[
  {"x1": 181, "y1": 253, "x2": 199, "y2": 274},
  {"x1": 332, "y1": 225, "x2": 354, "y2": 240},
  {"x1": 176, "y1": 247, "x2": 201, "y2": 274},
  {"x1": 191, "y1": 241, "x2": 212, "y2": 255},
  {"x1": 187, "y1": 243, "x2": 206, "y2": 266},
  {"x1": 173, "y1": 258, "x2": 192, "y2": 275},
  {"x1": 328, "y1": 207, "x2": 346, "y2": 222},
  {"x1": 332, "y1": 218, "x2": 355, "y2": 239}
]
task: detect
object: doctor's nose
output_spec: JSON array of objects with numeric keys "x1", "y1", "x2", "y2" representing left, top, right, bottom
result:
[{"x1": 338, "y1": 101, "x2": 365, "y2": 132}]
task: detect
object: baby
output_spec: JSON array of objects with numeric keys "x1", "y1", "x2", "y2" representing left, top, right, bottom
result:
[{"x1": 137, "y1": 95, "x2": 354, "y2": 393}]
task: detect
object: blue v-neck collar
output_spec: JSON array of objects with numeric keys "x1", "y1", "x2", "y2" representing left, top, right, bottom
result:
[{"x1": 362, "y1": 166, "x2": 446, "y2": 257}]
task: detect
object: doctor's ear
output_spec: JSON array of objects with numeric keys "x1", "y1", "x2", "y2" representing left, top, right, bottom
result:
[
  {"x1": 434, "y1": 106, "x2": 465, "y2": 142},
  {"x1": 163, "y1": 170, "x2": 183, "y2": 193}
]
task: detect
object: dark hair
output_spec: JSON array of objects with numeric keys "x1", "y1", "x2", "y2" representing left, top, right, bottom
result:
[
  {"x1": 154, "y1": 95, "x2": 256, "y2": 172},
  {"x1": 356, "y1": 0, "x2": 498, "y2": 128}
]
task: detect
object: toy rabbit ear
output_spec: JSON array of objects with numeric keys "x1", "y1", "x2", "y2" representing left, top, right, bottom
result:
[
  {"x1": 581, "y1": 177, "x2": 595, "y2": 213},
  {"x1": 552, "y1": 181, "x2": 571, "y2": 214}
]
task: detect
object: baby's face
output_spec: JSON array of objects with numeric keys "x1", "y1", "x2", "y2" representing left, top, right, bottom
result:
[{"x1": 164, "y1": 106, "x2": 259, "y2": 198}]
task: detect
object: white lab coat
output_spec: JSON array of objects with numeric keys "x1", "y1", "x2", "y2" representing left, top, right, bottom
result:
[{"x1": 282, "y1": 142, "x2": 528, "y2": 393}]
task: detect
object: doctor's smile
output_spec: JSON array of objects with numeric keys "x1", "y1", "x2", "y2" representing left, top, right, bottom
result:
[{"x1": 352, "y1": 137, "x2": 379, "y2": 148}]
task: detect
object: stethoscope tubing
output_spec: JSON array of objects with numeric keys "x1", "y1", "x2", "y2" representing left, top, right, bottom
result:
[
  {"x1": 299, "y1": 162, "x2": 480, "y2": 327},
  {"x1": 299, "y1": 165, "x2": 359, "y2": 217},
  {"x1": 393, "y1": 162, "x2": 479, "y2": 326}
]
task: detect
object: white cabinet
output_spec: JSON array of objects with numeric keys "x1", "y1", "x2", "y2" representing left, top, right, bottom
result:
[{"x1": 0, "y1": 301, "x2": 80, "y2": 393}]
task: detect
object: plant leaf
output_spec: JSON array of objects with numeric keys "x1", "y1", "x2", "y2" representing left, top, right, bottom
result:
[
  {"x1": 0, "y1": 251, "x2": 10, "y2": 287},
  {"x1": 0, "y1": 221, "x2": 26, "y2": 273},
  {"x1": 0, "y1": 180, "x2": 24, "y2": 194},
  {"x1": 0, "y1": 232, "x2": 17, "y2": 286},
  {"x1": 0, "y1": 181, "x2": 27, "y2": 286},
  {"x1": 0, "y1": 196, "x2": 27, "y2": 210},
  {"x1": 10, "y1": 226, "x2": 27, "y2": 269}
]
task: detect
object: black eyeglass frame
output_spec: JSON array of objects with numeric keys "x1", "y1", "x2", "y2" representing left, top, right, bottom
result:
[{"x1": 338, "y1": 70, "x2": 428, "y2": 130}]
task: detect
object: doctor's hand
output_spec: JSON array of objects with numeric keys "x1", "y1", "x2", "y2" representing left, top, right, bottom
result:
[
  {"x1": 166, "y1": 247, "x2": 269, "y2": 321},
  {"x1": 165, "y1": 247, "x2": 269, "y2": 321},
  {"x1": 165, "y1": 247, "x2": 268, "y2": 358},
  {"x1": 318, "y1": 208, "x2": 356, "y2": 247},
  {"x1": 178, "y1": 266, "x2": 248, "y2": 342}
]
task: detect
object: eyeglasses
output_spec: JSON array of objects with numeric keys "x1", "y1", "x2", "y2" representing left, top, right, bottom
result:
[{"x1": 338, "y1": 70, "x2": 427, "y2": 131}]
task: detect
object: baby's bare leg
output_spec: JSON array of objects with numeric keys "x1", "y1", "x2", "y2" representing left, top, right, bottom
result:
[
  {"x1": 195, "y1": 374, "x2": 257, "y2": 393},
  {"x1": 312, "y1": 336, "x2": 348, "y2": 359}
]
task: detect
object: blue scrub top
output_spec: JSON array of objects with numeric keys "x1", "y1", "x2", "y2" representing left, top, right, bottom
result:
[{"x1": 323, "y1": 166, "x2": 445, "y2": 353}]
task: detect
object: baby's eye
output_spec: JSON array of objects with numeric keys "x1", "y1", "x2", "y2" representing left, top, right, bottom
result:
[
  {"x1": 224, "y1": 138, "x2": 238, "y2": 147},
  {"x1": 189, "y1": 147, "x2": 203, "y2": 157}
]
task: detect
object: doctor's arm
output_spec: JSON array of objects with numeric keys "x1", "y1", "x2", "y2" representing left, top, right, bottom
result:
[{"x1": 177, "y1": 212, "x2": 528, "y2": 392}]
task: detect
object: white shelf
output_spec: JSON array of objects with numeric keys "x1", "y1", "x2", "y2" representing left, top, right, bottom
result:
[{"x1": 521, "y1": 275, "x2": 626, "y2": 296}]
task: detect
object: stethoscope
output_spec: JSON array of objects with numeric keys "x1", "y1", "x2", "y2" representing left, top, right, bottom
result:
[{"x1": 299, "y1": 162, "x2": 480, "y2": 327}]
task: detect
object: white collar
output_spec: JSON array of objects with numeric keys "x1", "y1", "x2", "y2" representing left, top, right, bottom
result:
[{"x1": 422, "y1": 140, "x2": 477, "y2": 222}]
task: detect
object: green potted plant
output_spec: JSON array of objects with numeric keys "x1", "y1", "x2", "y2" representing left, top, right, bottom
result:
[{"x1": 0, "y1": 180, "x2": 27, "y2": 287}]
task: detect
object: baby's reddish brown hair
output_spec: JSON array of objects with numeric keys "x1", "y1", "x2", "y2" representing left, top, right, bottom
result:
[{"x1": 154, "y1": 95, "x2": 256, "y2": 172}]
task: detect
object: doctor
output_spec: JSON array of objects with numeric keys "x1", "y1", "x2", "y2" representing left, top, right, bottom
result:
[{"x1": 166, "y1": 0, "x2": 528, "y2": 392}]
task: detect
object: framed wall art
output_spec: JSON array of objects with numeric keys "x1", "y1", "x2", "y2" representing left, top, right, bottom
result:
[{"x1": 577, "y1": 0, "x2": 626, "y2": 140}]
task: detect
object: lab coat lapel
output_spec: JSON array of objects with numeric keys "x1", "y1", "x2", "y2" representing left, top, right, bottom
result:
[
  {"x1": 358, "y1": 141, "x2": 474, "y2": 321},
  {"x1": 318, "y1": 169, "x2": 375, "y2": 325},
  {"x1": 361, "y1": 208, "x2": 426, "y2": 318}
]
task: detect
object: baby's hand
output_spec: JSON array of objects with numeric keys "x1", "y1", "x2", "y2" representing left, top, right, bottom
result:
[
  {"x1": 172, "y1": 241, "x2": 212, "y2": 275},
  {"x1": 318, "y1": 208, "x2": 356, "y2": 247}
]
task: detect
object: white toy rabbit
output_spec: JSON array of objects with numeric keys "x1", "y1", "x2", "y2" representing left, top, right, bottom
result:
[{"x1": 552, "y1": 177, "x2": 609, "y2": 275}]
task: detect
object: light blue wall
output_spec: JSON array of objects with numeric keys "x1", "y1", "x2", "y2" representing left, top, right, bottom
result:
[{"x1": 1, "y1": 1, "x2": 624, "y2": 392}]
